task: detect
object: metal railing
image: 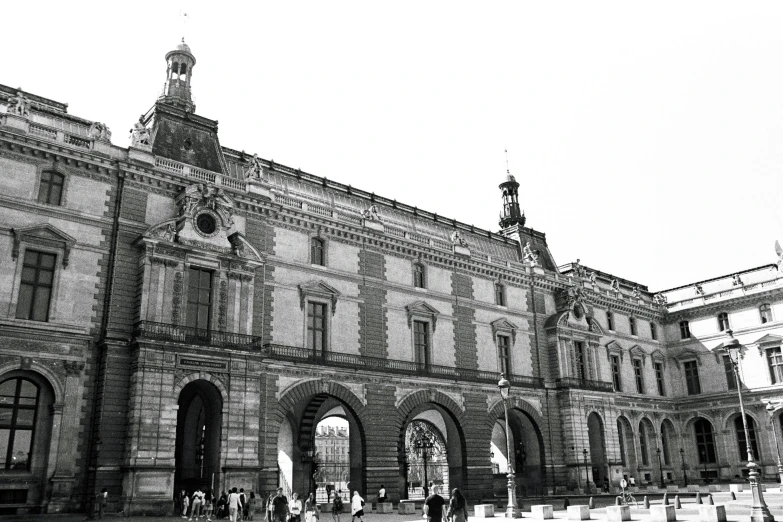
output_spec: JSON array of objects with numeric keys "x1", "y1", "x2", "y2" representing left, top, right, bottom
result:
[
  {"x1": 263, "y1": 343, "x2": 544, "y2": 388},
  {"x1": 555, "y1": 377, "x2": 614, "y2": 392},
  {"x1": 134, "y1": 320, "x2": 263, "y2": 350}
]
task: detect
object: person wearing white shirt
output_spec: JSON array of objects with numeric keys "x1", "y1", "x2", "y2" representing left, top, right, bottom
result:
[{"x1": 351, "y1": 491, "x2": 365, "y2": 522}]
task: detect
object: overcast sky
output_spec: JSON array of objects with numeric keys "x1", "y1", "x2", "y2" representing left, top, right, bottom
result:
[{"x1": 3, "y1": 2, "x2": 782, "y2": 291}]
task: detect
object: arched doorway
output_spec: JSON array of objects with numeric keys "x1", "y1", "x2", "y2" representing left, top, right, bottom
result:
[
  {"x1": 490, "y1": 408, "x2": 545, "y2": 497},
  {"x1": 587, "y1": 412, "x2": 607, "y2": 488},
  {"x1": 278, "y1": 392, "x2": 365, "y2": 502},
  {"x1": 400, "y1": 405, "x2": 465, "y2": 500},
  {"x1": 175, "y1": 380, "x2": 223, "y2": 495},
  {"x1": 616, "y1": 416, "x2": 637, "y2": 483}
]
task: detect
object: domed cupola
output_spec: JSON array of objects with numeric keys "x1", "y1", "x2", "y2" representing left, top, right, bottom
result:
[
  {"x1": 499, "y1": 168, "x2": 525, "y2": 229},
  {"x1": 160, "y1": 38, "x2": 197, "y2": 112}
]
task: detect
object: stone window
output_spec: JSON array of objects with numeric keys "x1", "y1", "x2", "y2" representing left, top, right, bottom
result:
[
  {"x1": 683, "y1": 360, "x2": 701, "y2": 395},
  {"x1": 735, "y1": 415, "x2": 760, "y2": 461},
  {"x1": 497, "y1": 335, "x2": 511, "y2": 376},
  {"x1": 633, "y1": 359, "x2": 644, "y2": 394},
  {"x1": 307, "y1": 302, "x2": 328, "y2": 355},
  {"x1": 494, "y1": 283, "x2": 506, "y2": 307},
  {"x1": 574, "y1": 341, "x2": 587, "y2": 380},
  {"x1": 413, "y1": 263, "x2": 426, "y2": 289},
  {"x1": 654, "y1": 362, "x2": 665, "y2": 396},
  {"x1": 723, "y1": 354, "x2": 737, "y2": 390},
  {"x1": 639, "y1": 422, "x2": 650, "y2": 466},
  {"x1": 617, "y1": 420, "x2": 626, "y2": 467},
  {"x1": 661, "y1": 423, "x2": 671, "y2": 465},
  {"x1": 606, "y1": 310, "x2": 614, "y2": 331},
  {"x1": 36, "y1": 171, "x2": 64, "y2": 206},
  {"x1": 679, "y1": 320, "x2": 691, "y2": 340},
  {"x1": 610, "y1": 355, "x2": 622, "y2": 392},
  {"x1": 767, "y1": 347, "x2": 783, "y2": 385},
  {"x1": 186, "y1": 267, "x2": 213, "y2": 330},
  {"x1": 650, "y1": 322, "x2": 657, "y2": 341},
  {"x1": 629, "y1": 316, "x2": 637, "y2": 336},
  {"x1": 695, "y1": 419, "x2": 716, "y2": 464},
  {"x1": 15, "y1": 250, "x2": 56, "y2": 322},
  {"x1": 760, "y1": 304, "x2": 773, "y2": 324},
  {"x1": 310, "y1": 237, "x2": 326, "y2": 266},
  {"x1": 0, "y1": 378, "x2": 39, "y2": 470},
  {"x1": 413, "y1": 320, "x2": 430, "y2": 368},
  {"x1": 717, "y1": 312, "x2": 730, "y2": 332}
]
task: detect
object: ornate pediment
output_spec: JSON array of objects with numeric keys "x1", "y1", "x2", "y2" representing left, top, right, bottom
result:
[
  {"x1": 298, "y1": 280, "x2": 341, "y2": 314},
  {"x1": 491, "y1": 317, "x2": 519, "y2": 343},
  {"x1": 11, "y1": 224, "x2": 76, "y2": 267},
  {"x1": 606, "y1": 340, "x2": 624, "y2": 362},
  {"x1": 650, "y1": 349, "x2": 666, "y2": 366},
  {"x1": 672, "y1": 349, "x2": 702, "y2": 368},
  {"x1": 629, "y1": 344, "x2": 646, "y2": 364},
  {"x1": 754, "y1": 334, "x2": 783, "y2": 347},
  {"x1": 405, "y1": 301, "x2": 440, "y2": 331}
]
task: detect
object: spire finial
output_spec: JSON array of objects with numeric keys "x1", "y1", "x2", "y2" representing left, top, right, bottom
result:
[{"x1": 505, "y1": 148, "x2": 510, "y2": 175}]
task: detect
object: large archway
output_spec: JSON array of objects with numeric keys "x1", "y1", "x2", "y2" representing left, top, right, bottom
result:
[
  {"x1": 587, "y1": 412, "x2": 607, "y2": 488},
  {"x1": 490, "y1": 407, "x2": 546, "y2": 497},
  {"x1": 175, "y1": 379, "x2": 223, "y2": 495},
  {"x1": 616, "y1": 416, "x2": 637, "y2": 483}
]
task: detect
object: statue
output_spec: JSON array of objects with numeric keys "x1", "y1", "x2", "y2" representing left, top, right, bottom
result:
[
  {"x1": 129, "y1": 115, "x2": 151, "y2": 147},
  {"x1": 732, "y1": 273, "x2": 743, "y2": 286},
  {"x1": 523, "y1": 241, "x2": 539, "y2": 267},
  {"x1": 776, "y1": 240, "x2": 783, "y2": 272},
  {"x1": 632, "y1": 286, "x2": 641, "y2": 299},
  {"x1": 588, "y1": 271, "x2": 597, "y2": 285},
  {"x1": 244, "y1": 153, "x2": 264, "y2": 180},
  {"x1": 694, "y1": 284, "x2": 704, "y2": 296},
  {"x1": 572, "y1": 259, "x2": 586, "y2": 278},
  {"x1": 653, "y1": 293, "x2": 667, "y2": 306},
  {"x1": 610, "y1": 279, "x2": 620, "y2": 292},
  {"x1": 361, "y1": 204, "x2": 380, "y2": 222},
  {"x1": 8, "y1": 91, "x2": 31, "y2": 118},
  {"x1": 88, "y1": 122, "x2": 112, "y2": 141},
  {"x1": 450, "y1": 230, "x2": 468, "y2": 247}
]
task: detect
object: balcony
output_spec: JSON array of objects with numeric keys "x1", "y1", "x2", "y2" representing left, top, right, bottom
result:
[
  {"x1": 555, "y1": 377, "x2": 615, "y2": 392},
  {"x1": 263, "y1": 343, "x2": 545, "y2": 388},
  {"x1": 133, "y1": 321, "x2": 264, "y2": 350}
]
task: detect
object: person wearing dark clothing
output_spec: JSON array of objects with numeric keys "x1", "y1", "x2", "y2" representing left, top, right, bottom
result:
[
  {"x1": 424, "y1": 491, "x2": 446, "y2": 522},
  {"x1": 96, "y1": 488, "x2": 108, "y2": 519},
  {"x1": 446, "y1": 489, "x2": 466, "y2": 522},
  {"x1": 271, "y1": 488, "x2": 289, "y2": 522}
]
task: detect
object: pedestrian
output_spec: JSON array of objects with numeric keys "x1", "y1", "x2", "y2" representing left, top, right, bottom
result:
[
  {"x1": 290, "y1": 492, "x2": 303, "y2": 522},
  {"x1": 267, "y1": 491, "x2": 276, "y2": 522},
  {"x1": 240, "y1": 489, "x2": 247, "y2": 520},
  {"x1": 305, "y1": 492, "x2": 320, "y2": 522},
  {"x1": 217, "y1": 491, "x2": 228, "y2": 520},
  {"x1": 191, "y1": 487, "x2": 204, "y2": 520},
  {"x1": 271, "y1": 486, "x2": 289, "y2": 522},
  {"x1": 423, "y1": 487, "x2": 445, "y2": 522},
  {"x1": 603, "y1": 477, "x2": 610, "y2": 493},
  {"x1": 378, "y1": 484, "x2": 387, "y2": 503},
  {"x1": 229, "y1": 487, "x2": 243, "y2": 522},
  {"x1": 350, "y1": 491, "x2": 365, "y2": 522},
  {"x1": 446, "y1": 489, "x2": 466, "y2": 522},
  {"x1": 183, "y1": 492, "x2": 191, "y2": 519},
  {"x1": 96, "y1": 488, "x2": 108, "y2": 519},
  {"x1": 204, "y1": 491, "x2": 214, "y2": 521},
  {"x1": 248, "y1": 492, "x2": 256, "y2": 521},
  {"x1": 332, "y1": 490, "x2": 343, "y2": 522}
]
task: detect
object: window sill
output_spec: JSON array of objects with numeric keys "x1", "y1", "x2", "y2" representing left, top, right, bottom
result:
[{"x1": 414, "y1": 287, "x2": 427, "y2": 292}]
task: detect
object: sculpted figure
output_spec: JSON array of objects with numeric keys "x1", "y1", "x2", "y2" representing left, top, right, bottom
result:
[
  {"x1": 523, "y1": 241, "x2": 539, "y2": 267},
  {"x1": 776, "y1": 240, "x2": 783, "y2": 272},
  {"x1": 610, "y1": 279, "x2": 620, "y2": 292},
  {"x1": 244, "y1": 153, "x2": 264, "y2": 180},
  {"x1": 588, "y1": 271, "x2": 597, "y2": 285},
  {"x1": 732, "y1": 273, "x2": 743, "y2": 286},
  {"x1": 450, "y1": 230, "x2": 468, "y2": 247},
  {"x1": 653, "y1": 293, "x2": 667, "y2": 306},
  {"x1": 129, "y1": 115, "x2": 150, "y2": 146},
  {"x1": 8, "y1": 91, "x2": 31, "y2": 117},
  {"x1": 632, "y1": 286, "x2": 641, "y2": 299},
  {"x1": 362, "y1": 204, "x2": 380, "y2": 221},
  {"x1": 694, "y1": 284, "x2": 704, "y2": 295},
  {"x1": 89, "y1": 122, "x2": 112, "y2": 141}
]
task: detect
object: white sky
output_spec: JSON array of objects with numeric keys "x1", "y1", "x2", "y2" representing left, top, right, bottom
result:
[{"x1": 3, "y1": 1, "x2": 782, "y2": 290}]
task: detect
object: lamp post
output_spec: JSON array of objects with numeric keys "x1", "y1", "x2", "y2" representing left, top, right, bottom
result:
[
  {"x1": 722, "y1": 330, "x2": 774, "y2": 522},
  {"x1": 765, "y1": 402, "x2": 783, "y2": 482},
  {"x1": 582, "y1": 449, "x2": 590, "y2": 494},
  {"x1": 680, "y1": 448, "x2": 688, "y2": 487},
  {"x1": 573, "y1": 446, "x2": 581, "y2": 492},
  {"x1": 657, "y1": 447, "x2": 665, "y2": 489},
  {"x1": 498, "y1": 376, "x2": 521, "y2": 518}
]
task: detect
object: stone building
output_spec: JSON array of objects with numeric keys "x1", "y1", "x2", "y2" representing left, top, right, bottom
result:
[{"x1": 0, "y1": 40, "x2": 781, "y2": 515}]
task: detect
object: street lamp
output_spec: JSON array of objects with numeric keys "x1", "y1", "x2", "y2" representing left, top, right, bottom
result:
[
  {"x1": 680, "y1": 448, "x2": 688, "y2": 487},
  {"x1": 498, "y1": 375, "x2": 521, "y2": 518},
  {"x1": 657, "y1": 447, "x2": 665, "y2": 489},
  {"x1": 582, "y1": 449, "x2": 589, "y2": 494},
  {"x1": 573, "y1": 446, "x2": 581, "y2": 492},
  {"x1": 765, "y1": 401, "x2": 783, "y2": 481},
  {"x1": 722, "y1": 330, "x2": 775, "y2": 522}
]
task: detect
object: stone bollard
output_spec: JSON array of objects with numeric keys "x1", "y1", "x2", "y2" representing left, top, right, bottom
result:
[
  {"x1": 589, "y1": 497, "x2": 594, "y2": 509},
  {"x1": 531, "y1": 505, "x2": 554, "y2": 520},
  {"x1": 398, "y1": 502, "x2": 416, "y2": 515},
  {"x1": 706, "y1": 495, "x2": 714, "y2": 506},
  {"x1": 643, "y1": 496, "x2": 650, "y2": 509},
  {"x1": 606, "y1": 505, "x2": 631, "y2": 522},
  {"x1": 564, "y1": 497, "x2": 570, "y2": 509},
  {"x1": 674, "y1": 496, "x2": 682, "y2": 509},
  {"x1": 730, "y1": 492, "x2": 736, "y2": 501},
  {"x1": 567, "y1": 505, "x2": 591, "y2": 521},
  {"x1": 663, "y1": 492, "x2": 669, "y2": 505},
  {"x1": 376, "y1": 503, "x2": 393, "y2": 514},
  {"x1": 650, "y1": 505, "x2": 676, "y2": 522},
  {"x1": 473, "y1": 505, "x2": 495, "y2": 518},
  {"x1": 698, "y1": 505, "x2": 727, "y2": 522},
  {"x1": 696, "y1": 492, "x2": 702, "y2": 504}
]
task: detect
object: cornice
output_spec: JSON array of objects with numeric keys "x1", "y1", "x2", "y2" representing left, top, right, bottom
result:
[
  {"x1": 0, "y1": 130, "x2": 118, "y2": 173},
  {"x1": 0, "y1": 194, "x2": 113, "y2": 231},
  {"x1": 664, "y1": 285, "x2": 783, "y2": 321}
]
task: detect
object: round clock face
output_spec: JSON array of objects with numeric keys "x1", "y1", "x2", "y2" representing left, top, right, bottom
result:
[{"x1": 195, "y1": 212, "x2": 217, "y2": 235}]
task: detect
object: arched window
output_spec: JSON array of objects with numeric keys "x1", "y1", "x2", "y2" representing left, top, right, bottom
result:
[
  {"x1": 617, "y1": 420, "x2": 626, "y2": 466},
  {"x1": 661, "y1": 422, "x2": 671, "y2": 465},
  {"x1": 37, "y1": 171, "x2": 64, "y2": 206},
  {"x1": 735, "y1": 415, "x2": 760, "y2": 461},
  {"x1": 413, "y1": 263, "x2": 426, "y2": 289},
  {"x1": 639, "y1": 422, "x2": 649, "y2": 466},
  {"x1": 717, "y1": 312, "x2": 730, "y2": 332},
  {"x1": 310, "y1": 237, "x2": 325, "y2": 266},
  {"x1": 0, "y1": 378, "x2": 40, "y2": 470},
  {"x1": 694, "y1": 419, "x2": 716, "y2": 464}
]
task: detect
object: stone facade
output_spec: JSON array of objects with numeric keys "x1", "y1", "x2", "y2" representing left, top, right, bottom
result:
[{"x1": 0, "y1": 42, "x2": 781, "y2": 516}]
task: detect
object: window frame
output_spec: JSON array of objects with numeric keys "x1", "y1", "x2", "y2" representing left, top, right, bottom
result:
[
  {"x1": 760, "y1": 304, "x2": 773, "y2": 324},
  {"x1": 574, "y1": 340, "x2": 587, "y2": 380},
  {"x1": 683, "y1": 360, "x2": 701, "y2": 395},
  {"x1": 694, "y1": 419, "x2": 717, "y2": 464},
  {"x1": 611, "y1": 355, "x2": 622, "y2": 392},
  {"x1": 654, "y1": 362, "x2": 665, "y2": 396},
  {"x1": 0, "y1": 377, "x2": 40, "y2": 471},
  {"x1": 650, "y1": 322, "x2": 657, "y2": 341},
  {"x1": 724, "y1": 354, "x2": 738, "y2": 390},
  {"x1": 413, "y1": 319, "x2": 432, "y2": 369},
  {"x1": 497, "y1": 334, "x2": 511, "y2": 377},
  {"x1": 639, "y1": 423, "x2": 650, "y2": 467},
  {"x1": 679, "y1": 320, "x2": 691, "y2": 340},
  {"x1": 186, "y1": 266, "x2": 214, "y2": 331},
  {"x1": 633, "y1": 358, "x2": 645, "y2": 394},
  {"x1": 494, "y1": 283, "x2": 506, "y2": 307},
  {"x1": 14, "y1": 249, "x2": 57, "y2": 323},
  {"x1": 310, "y1": 237, "x2": 326, "y2": 267},
  {"x1": 36, "y1": 170, "x2": 65, "y2": 206},
  {"x1": 717, "y1": 312, "x2": 730, "y2": 332},
  {"x1": 629, "y1": 316, "x2": 637, "y2": 336},
  {"x1": 606, "y1": 310, "x2": 614, "y2": 331},
  {"x1": 307, "y1": 300, "x2": 329, "y2": 356},
  {"x1": 735, "y1": 414, "x2": 760, "y2": 461},
  {"x1": 767, "y1": 347, "x2": 783, "y2": 385},
  {"x1": 413, "y1": 262, "x2": 426, "y2": 289}
]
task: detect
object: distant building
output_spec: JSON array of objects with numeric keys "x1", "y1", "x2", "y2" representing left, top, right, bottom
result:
[{"x1": 0, "y1": 40, "x2": 781, "y2": 515}]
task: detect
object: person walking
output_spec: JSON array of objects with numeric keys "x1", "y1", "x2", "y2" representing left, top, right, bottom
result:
[
  {"x1": 266, "y1": 492, "x2": 276, "y2": 522},
  {"x1": 271, "y1": 487, "x2": 289, "y2": 522},
  {"x1": 445, "y1": 489, "x2": 466, "y2": 522},
  {"x1": 240, "y1": 489, "x2": 247, "y2": 520},
  {"x1": 182, "y1": 492, "x2": 191, "y2": 519},
  {"x1": 350, "y1": 491, "x2": 365, "y2": 522},
  {"x1": 190, "y1": 487, "x2": 204, "y2": 520},
  {"x1": 290, "y1": 492, "x2": 303, "y2": 522},
  {"x1": 305, "y1": 492, "x2": 320, "y2": 522},
  {"x1": 248, "y1": 492, "x2": 256, "y2": 521},
  {"x1": 331, "y1": 490, "x2": 344, "y2": 522},
  {"x1": 96, "y1": 488, "x2": 108, "y2": 519},
  {"x1": 228, "y1": 487, "x2": 243, "y2": 522},
  {"x1": 204, "y1": 491, "x2": 215, "y2": 521},
  {"x1": 423, "y1": 488, "x2": 445, "y2": 522},
  {"x1": 217, "y1": 491, "x2": 228, "y2": 520}
]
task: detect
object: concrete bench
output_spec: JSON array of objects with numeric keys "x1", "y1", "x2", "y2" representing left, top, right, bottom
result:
[
  {"x1": 651, "y1": 505, "x2": 676, "y2": 522},
  {"x1": 688, "y1": 485, "x2": 701, "y2": 493},
  {"x1": 375, "y1": 503, "x2": 393, "y2": 513},
  {"x1": 699, "y1": 505, "x2": 726, "y2": 522},
  {"x1": 729, "y1": 484, "x2": 743, "y2": 493},
  {"x1": 531, "y1": 505, "x2": 554, "y2": 519},
  {"x1": 666, "y1": 485, "x2": 680, "y2": 493},
  {"x1": 606, "y1": 505, "x2": 630, "y2": 522},
  {"x1": 708, "y1": 485, "x2": 721, "y2": 492},
  {"x1": 398, "y1": 502, "x2": 416, "y2": 515},
  {"x1": 567, "y1": 505, "x2": 590, "y2": 520},
  {"x1": 473, "y1": 504, "x2": 495, "y2": 518}
]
